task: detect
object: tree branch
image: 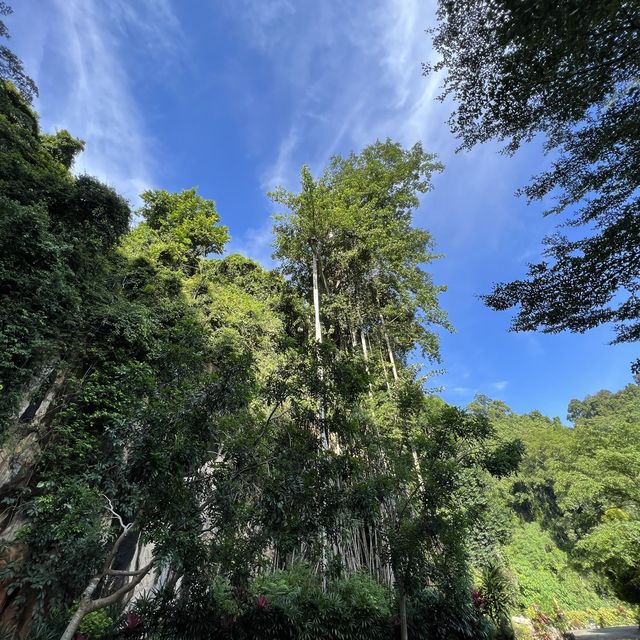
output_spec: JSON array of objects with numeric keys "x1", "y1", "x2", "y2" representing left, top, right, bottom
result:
[
  {"x1": 87, "y1": 561, "x2": 153, "y2": 613},
  {"x1": 103, "y1": 495, "x2": 127, "y2": 530}
]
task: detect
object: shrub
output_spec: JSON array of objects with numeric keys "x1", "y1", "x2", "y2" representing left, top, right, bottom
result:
[
  {"x1": 480, "y1": 560, "x2": 516, "y2": 624},
  {"x1": 595, "y1": 607, "x2": 636, "y2": 628},
  {"x1": 557, "y1": 606, "x2": 636, "y2": 630},
  {"x1": 563, "y1": 610, "x2": 592, "y2": 630},
  {"x1": 119, "y1": 566, "x2": 394, "y2": 640},
  {"x1": 409, "y1": 586, "x2": 493, "y2": 640},
  {"x1": 248, "y1": 565, "x2": 392, "y2": 640},
  {"x1": 78, "y1": 609, "x2": 113, "y2": 638}
]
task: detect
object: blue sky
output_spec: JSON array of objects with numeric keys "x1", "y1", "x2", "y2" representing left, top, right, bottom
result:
[{"x1": 10, "y1": 0, "x2": 637, "y2": 420}]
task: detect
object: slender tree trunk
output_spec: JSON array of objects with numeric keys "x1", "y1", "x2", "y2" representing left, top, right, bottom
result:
[
  {"x1": 399, "y1": 589, "x2": 408, "y2": 640},
  {"x1": 379, "y1": 313, "x2": 399, "y2": 382},
  {"x1": 312, "y1": 251, "x2": 329, "y2": 591},
  {"x1": 60, "y1": 562, "x2": 152, "y2": 640},
  {"x1": 312, "y1": 251, "x2": 327, "y2": 450},
  {"x1": 312, "y1": 253, "x2": 323, "y2": 347},
  {"x1": 60, "y1": 576, "x2": 101, "y2": 640},
  {"x1": 360, "y1": 327, "x2": 369, "y2": 363},
  {"x1": 359, "y1": 326, "x2": 375, "y2": 396}
]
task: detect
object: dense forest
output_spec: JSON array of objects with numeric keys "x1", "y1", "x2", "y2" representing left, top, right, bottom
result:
[{"x1": 0, "y1": 1, "x2": 638, "y2": 640}]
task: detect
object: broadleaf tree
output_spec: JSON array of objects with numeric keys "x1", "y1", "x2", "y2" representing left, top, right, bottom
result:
[{"x1": 428, "y1": 0, "x2": 640, "y2": 371}]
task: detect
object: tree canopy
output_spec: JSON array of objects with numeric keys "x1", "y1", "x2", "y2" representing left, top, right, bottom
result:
[{"x1": 429, "y1": 0, "x2": 640, "y2": 371}]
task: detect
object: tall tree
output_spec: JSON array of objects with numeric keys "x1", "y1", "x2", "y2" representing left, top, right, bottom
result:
[
  {"x1": 428, "y1": 0, "x2": 640, "y2": 371},
  {"x1": 270, "y1": 141, "x2": 522, "y2": 639}
]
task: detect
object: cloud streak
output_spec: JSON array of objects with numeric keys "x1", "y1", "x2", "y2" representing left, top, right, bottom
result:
[
  {"x1": 14, "y1": 0, "x2": 182, "y2": 205},
  {"x1": 222, "y1": 0, "x2": 527, "y2": 262}
]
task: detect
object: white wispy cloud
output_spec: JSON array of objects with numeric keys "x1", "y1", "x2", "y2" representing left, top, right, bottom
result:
[
  {"x1": 221, "y1": 0, "x2": 530, "y2": 263},
  {"x1": 262, "y1": 124, "x2": 300, "y2": 192},
  {"x1": 450, "y1": 386, "x2": 477, "y2": 396},
  {"x1": 222, "y1": 0, "x2": 450, "y2": 255},
  {"x1": 15, "y1": 0, "x2": 182, "y2": 205}
]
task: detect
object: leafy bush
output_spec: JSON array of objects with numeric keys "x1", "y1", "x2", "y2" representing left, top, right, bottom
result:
[
  {"x1": 547, "y1": 605, "x2": 636, "y2": 631},
  {"x1": 248, "y1": 565, "x2": 392, "y2": 640},
  {"x1": 480, "y1": 560, "x2": 516, "y2": 624},
  {"x1": 78, "y1": 609, "x2": 113, "y2": 638},
  {"x1": 408, "y1": 586, "x2": 493, "y2": 640},
  {"x1": 115, "y1": 567, "x2": 394, "y2": 640},
  {"x1": 512, "y1": 622, "x2": 534, "y2": 640},
  {"x1": 563, "y1": 610, "x2": 592, "y2": 630},
  {"x1": 594, "y1": 606, "x2": 636, "y2": 628},
  {"x1": 111, "y1": 566, "x2": 511, "y2": 640}
]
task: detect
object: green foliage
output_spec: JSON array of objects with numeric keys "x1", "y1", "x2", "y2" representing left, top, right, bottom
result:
[
  {"x1": 40, "y1": 130, "x2": 84, "y2": 169},
  {"x1": 472, "y1": 386, "x2": 640, "y2": 618},
  {"x1": 539, "y1": 604, "x2": 637, "y2": 632},
  {"x1": 119, "y1": 566, "x2": 503, "y2": 640},
  {"x1": 0, "y1": 80, "x2": 133, "y2": 431},
  {"x1": 78, "y1": 609, "x2": 113, "y2": 638},
  {"x1": 0, "y1": 3, "x2": 38, "y2": 102},
  {"x1": 61, "y1": 174, "x2": 130, "y2": 248},
  {"x1": 575, "y1": 520, "x2": 640, "y2": 604},
  {"x1": 128, "y1": 188, "x2": 229, "y2": 273},
  {"x1": 23, "y1": 608, "x2": 68, "y2": 639},
  {"x1": 250, "y1": 566, "x2": 392, "y2": 640},
  {"x1": 480, "y1": 560, "x2": 516, "y2": 624},
  {"x1": 505, "y1": 522, "x2": 607, "y2": 614},
  {"x1": 554, "y1": 384, "x2": 640, "y2": 602},
  {"x1": 0, "y1": 72, "x2": 288, "y2": 633},
  {"x1": 9, "y1": 34, "x2": 636, "y2": 639},
  {"x1": 408, "y1": 584, "x2": 492, "y2": 640},
  {"x1": 430, "y1": 0, "x2": 640, "y2": 369},
  {"x1": 271, "y1": 139, "x2": 450, "y2": 363},
  {"x1": 512, "y1": 622, "x2": 534, "y2": 640},
  {"x1": 122, "y1": 567, "x2": 394, "y2": 640}
]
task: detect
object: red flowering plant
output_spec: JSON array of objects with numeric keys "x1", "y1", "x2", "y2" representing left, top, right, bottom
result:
[
  {"x1": 256, "y1": 595, "x2": 269, "y2": 610},
  {"x1": 472, "y1": 590, "x2": 485, "y2": 611},
  {"x1": 126, "y1": 612, "x2": 143, "y2": 630},
  {"x1": 531, "y1": 604, "x2": 553, "y2": 640}
]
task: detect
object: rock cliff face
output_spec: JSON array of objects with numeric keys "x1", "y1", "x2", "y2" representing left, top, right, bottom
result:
[
  {"x1": 1, "y1": 368, "x2": 64, "y2": 505},
  {"x1": 0, "y1": 367, "x2": 172, "y2": 635},
  {"x1": 120, "y1": 539, "x2": 170, "y2": 606},
  {"x1": 0, "y1": 368, "x2": 64, "y2": 636}
]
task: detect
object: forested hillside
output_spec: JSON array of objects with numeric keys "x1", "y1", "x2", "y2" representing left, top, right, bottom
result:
[
  {"x1": 470, "y1": 386, "x2": 640, "y2": 620},
  {"x1": 1, "y1": 2, "x2": 639, "y2": 640}
]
